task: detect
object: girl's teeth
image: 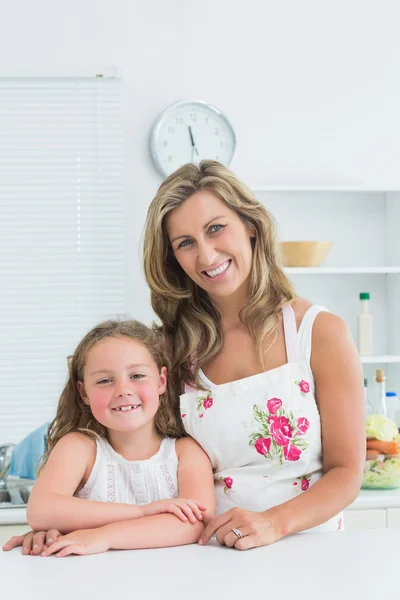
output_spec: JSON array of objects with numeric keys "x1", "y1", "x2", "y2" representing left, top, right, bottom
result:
[
  {"x1": 206, "y1": 261, "x2": 230, "y2": 278},
  {"x1": 114, "y1": 405, "x2": 139, "y2": 411}
]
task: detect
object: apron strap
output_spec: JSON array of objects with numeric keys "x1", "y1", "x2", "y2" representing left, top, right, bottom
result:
[{"x1": 282, "y1": 304, "x2": 300, "y2": 363}]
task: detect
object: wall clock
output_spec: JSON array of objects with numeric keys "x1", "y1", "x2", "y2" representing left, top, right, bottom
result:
[{"x1": 150, "y1": 100, "x2": 236, "y2": 177}]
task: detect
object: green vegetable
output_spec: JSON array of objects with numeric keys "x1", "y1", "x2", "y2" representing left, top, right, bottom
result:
[
  {"x1": 366, "y1": 415, "x2": 398, "y2": 442},
  {"x1": 362, "y1": 457, "x2": 400, "y2": 489}
]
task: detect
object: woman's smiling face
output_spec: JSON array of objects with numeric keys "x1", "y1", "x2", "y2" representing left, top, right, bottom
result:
[{"x1": 166, "y1": 190, "x2": 255, "y2": 301}]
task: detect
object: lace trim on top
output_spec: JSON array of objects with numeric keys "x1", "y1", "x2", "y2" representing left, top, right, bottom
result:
[
  {"x1": 160, "y1": 464, "x2": 178, "y2": 498},
  {"x1": 107, "y1": 463, "x2": 117, "y2": 502}
]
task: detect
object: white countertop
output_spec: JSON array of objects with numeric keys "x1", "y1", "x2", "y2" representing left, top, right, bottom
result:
[
  {"x1": 2, "y1": 488, "x2": 400, "y2": 526},
  {"x1": 1, "y1": 529, "x2": 398, "y2": 599},
  {"x1": 347, "y1": 488, "x2": 400, "y2": 510}
]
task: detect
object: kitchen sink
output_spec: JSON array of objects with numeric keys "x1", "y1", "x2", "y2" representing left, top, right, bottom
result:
[
  {"x1": 20, "y1": 486, "x2": 32, "y2": 504},
  {"x1": 0, "y1": 480, "x2": 34, "y2": 508},
  {"x1": 0, "y1": 490, "x2": 11, "y2": 503}
]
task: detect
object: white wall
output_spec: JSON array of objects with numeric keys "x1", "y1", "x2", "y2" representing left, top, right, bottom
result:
[{"x1": 2, "y1": 0, "x2": 400, "y2": 321}]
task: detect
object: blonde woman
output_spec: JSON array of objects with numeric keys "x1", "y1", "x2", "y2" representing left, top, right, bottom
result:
[{"x1": 143, "y1": 160, "x2": 365, "y2": 550}]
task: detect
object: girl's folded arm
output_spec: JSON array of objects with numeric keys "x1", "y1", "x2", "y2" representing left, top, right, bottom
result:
[
  {"x1": 100, "y1": 437, "x2": 216, "y2": 550},
  {"x1": 27, "y1": 432, "x2": 145, "y2": 533}
]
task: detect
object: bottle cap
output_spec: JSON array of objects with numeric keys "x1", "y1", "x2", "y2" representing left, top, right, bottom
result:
[
  {"x1": 360, "y1": 293, "x2": 370, "y2": 300},
  {"x1": 386, "y1": 392, "x2": 398, "y2": 397},
  {"x1": 376, "y1": 369, "x2": 386, "y2": 382}
]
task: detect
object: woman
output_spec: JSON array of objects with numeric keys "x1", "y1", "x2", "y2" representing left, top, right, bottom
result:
[
  {"x1": 142, "y1": 160, "x2": 365, "y2": 549},
  {"x1": 4, "y1": 160, "x2": 365, "y2": 554}
]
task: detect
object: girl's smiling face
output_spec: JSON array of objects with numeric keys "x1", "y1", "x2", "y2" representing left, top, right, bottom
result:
[
  {"x1": 166, "y1": 190, "x2": 255, "y2": 301},
  {"x1": 77, "y1": 336, "x2": 167, "y2": 435}
]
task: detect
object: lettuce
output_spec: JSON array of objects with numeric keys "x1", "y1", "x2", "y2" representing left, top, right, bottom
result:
[
  {"x1": 362, "y1": 457, "x2": 400, "y2": 489},
  {"x1": 366, "y1": 415, "x2": 399, "y2": 442}
]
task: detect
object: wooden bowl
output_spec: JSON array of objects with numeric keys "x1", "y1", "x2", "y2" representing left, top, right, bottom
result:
[{"x1": 279, "y1": 241, "x2": 333, "y2": 267}]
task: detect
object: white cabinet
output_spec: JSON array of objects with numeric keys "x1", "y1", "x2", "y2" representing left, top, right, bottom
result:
[
  {"x1": 344, "y1": 509, "x2": 387, "y2": 531},
  {"x1": 387, "y1": 508, "x2": 400, "y2": 529},
  {"x1": 0, "y1": 524, "x2": 29, "y2": 546},
  {"x1": 345, "y1": 507, "x2": 400, "y2": 530}
]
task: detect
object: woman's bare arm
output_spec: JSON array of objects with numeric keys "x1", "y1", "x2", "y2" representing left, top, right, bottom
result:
[{"x1": 272, "y1": 311, "x2": 365, "y2": 534}]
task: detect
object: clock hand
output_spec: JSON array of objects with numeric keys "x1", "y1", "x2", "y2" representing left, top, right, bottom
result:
[{"x1": 188, "y1": 126, "x2": 199, "y2": 157}]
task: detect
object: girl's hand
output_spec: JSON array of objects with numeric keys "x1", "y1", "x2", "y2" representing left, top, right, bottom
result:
[
  {"x1": 199, "y1": 507, "x2": 283, "y2": 550},
  {"x1": 143, "y1": 498, "x2": 207, "y2": 523},
  {"x1": 2, "y1": 529, "x2": 62, "y2": 555},
  {"x1": 40, "y1": 528, "x2": 110, "y2": 557}
]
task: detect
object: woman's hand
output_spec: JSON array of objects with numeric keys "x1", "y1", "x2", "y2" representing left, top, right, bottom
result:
[
  {"x1": 2, "y1": 529, "x2": 62, "y2": 555},
  {"x1": 142, "y1": 498, "x2": 207, "y2": 523},
  {"x1": 198, "y1": 507, "x2": 283, "y2": 550},
  {"x1": 40, "y1": 528, "x2": 110, "y2": 557}
]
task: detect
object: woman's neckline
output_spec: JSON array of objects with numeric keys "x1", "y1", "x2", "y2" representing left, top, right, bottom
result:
[
  {"x1": 198, "y1": 360, "x2": 298, "y2": 389},
  {"x1": 198, "y1": 304, "x2": 317, "y2": 388}
]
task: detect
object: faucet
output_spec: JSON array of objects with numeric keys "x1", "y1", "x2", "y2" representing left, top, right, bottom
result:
[{"x1": 0, "y1": 444, "x2": 16, "y2": 489}]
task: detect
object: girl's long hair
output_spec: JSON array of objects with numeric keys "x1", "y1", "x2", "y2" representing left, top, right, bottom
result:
[
  {"x1": 38, "y1": 320, "x2": 186, "y2": 475},
  {"x1": 143, "y1": 160, "x2": 295, "y2": 393}
]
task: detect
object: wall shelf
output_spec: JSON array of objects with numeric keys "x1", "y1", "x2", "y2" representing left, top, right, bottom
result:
[
  {"x1": 254, "y1": 187, "x2": 400, "y2": 390},
  {"x1": 284, "y1": 267, "x2": 400, "y2": 275},
  {"x1": 251, "y1": 185, "x2": 400, "y2": 193},
  {"x1": 360, "y1": 356, "x2": 400, "y2": 364}
]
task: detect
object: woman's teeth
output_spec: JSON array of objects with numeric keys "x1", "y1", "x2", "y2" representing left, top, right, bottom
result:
[
  {"x1": 113, "y1": 405, "x2": 140, "y2": 412},
  {"x1": 205, "y1": 260, "x2": 230, "y2": 278}
]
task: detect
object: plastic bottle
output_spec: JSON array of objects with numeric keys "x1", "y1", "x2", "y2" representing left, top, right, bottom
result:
[
  {"x1": 395, "y1": 406, "x2": 400, "y2": 431},
  {"x1": 357, "y1": 292, "x2": 373, "y2": 356},
  {"x1": 374, "y1": 369, "x2": 387, "y2": 416},
  {"x1": 364, "y1": 378, "x2": 374, "y2": 415},
  {"x1": 385, "y1": 392, "x2": 399, "y2": 424}
]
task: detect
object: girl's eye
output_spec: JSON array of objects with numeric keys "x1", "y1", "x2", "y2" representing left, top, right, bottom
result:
[
  {"x1": 131, "y1": 374, "x2": 145, "y2": 379},
  {"x1": 97, "y1": 378, "x2": 112, "y2": 385},
  {"x1": 177, "y1": 238, "x2": 193, "y2": 250},
  {"x1": 209, "y1": 224, "x2": 224, "y2": 234}
]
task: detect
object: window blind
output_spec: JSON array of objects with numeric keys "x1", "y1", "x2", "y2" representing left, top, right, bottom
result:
[{"x1": 0, "y1": 73, "x2": 125, "y2": 443}]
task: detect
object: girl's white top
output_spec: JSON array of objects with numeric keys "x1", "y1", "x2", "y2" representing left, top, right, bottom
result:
[
  {"x1": 180, "y1": 305, "x2": 343, "y2": 532},
  {"x1": 75, "y1": 437, "x2": 179, "y2": 504}
]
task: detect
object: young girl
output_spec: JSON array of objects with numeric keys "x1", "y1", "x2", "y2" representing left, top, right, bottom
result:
[{"x1": 22, "y1": 319, "x2": 215, "y2": 557}]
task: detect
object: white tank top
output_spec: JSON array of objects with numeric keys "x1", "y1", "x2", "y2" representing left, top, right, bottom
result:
[
  {"x1": 180, "y1": 305, "x2": 343, "y2": 533},
  {"x1": 76, "y1": 437, "x2": 179, "y2": 504}
]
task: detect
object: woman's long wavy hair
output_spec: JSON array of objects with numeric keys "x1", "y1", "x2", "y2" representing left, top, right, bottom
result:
[
  {"x1": 143, "y1": 160, "x2": 295, "y2": 393},
  {"x1": 38, "y1": 320, "x2": 186, "y2": 475}
]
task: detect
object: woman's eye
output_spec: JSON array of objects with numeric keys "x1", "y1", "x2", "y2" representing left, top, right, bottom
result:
[
  {"x1": 209, "y1": 224, "x2": 224, "y2": 234},
  {"x1": 177, "y1": 238, "x2": 192, "y2": 249}
]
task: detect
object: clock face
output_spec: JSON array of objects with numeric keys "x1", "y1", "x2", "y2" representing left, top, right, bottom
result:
[{"x1": 150, "y1": 101, "x2": 236, "y2": 177}]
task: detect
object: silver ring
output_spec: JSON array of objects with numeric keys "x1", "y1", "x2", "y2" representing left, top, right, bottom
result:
[{"x1": 232, "y1": 527, "x2": 243, "y2": 539}]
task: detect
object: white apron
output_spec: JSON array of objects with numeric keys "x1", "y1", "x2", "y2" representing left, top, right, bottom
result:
[{"x1": 180, "y1": 305, "x2": 343, "y2": 532}]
